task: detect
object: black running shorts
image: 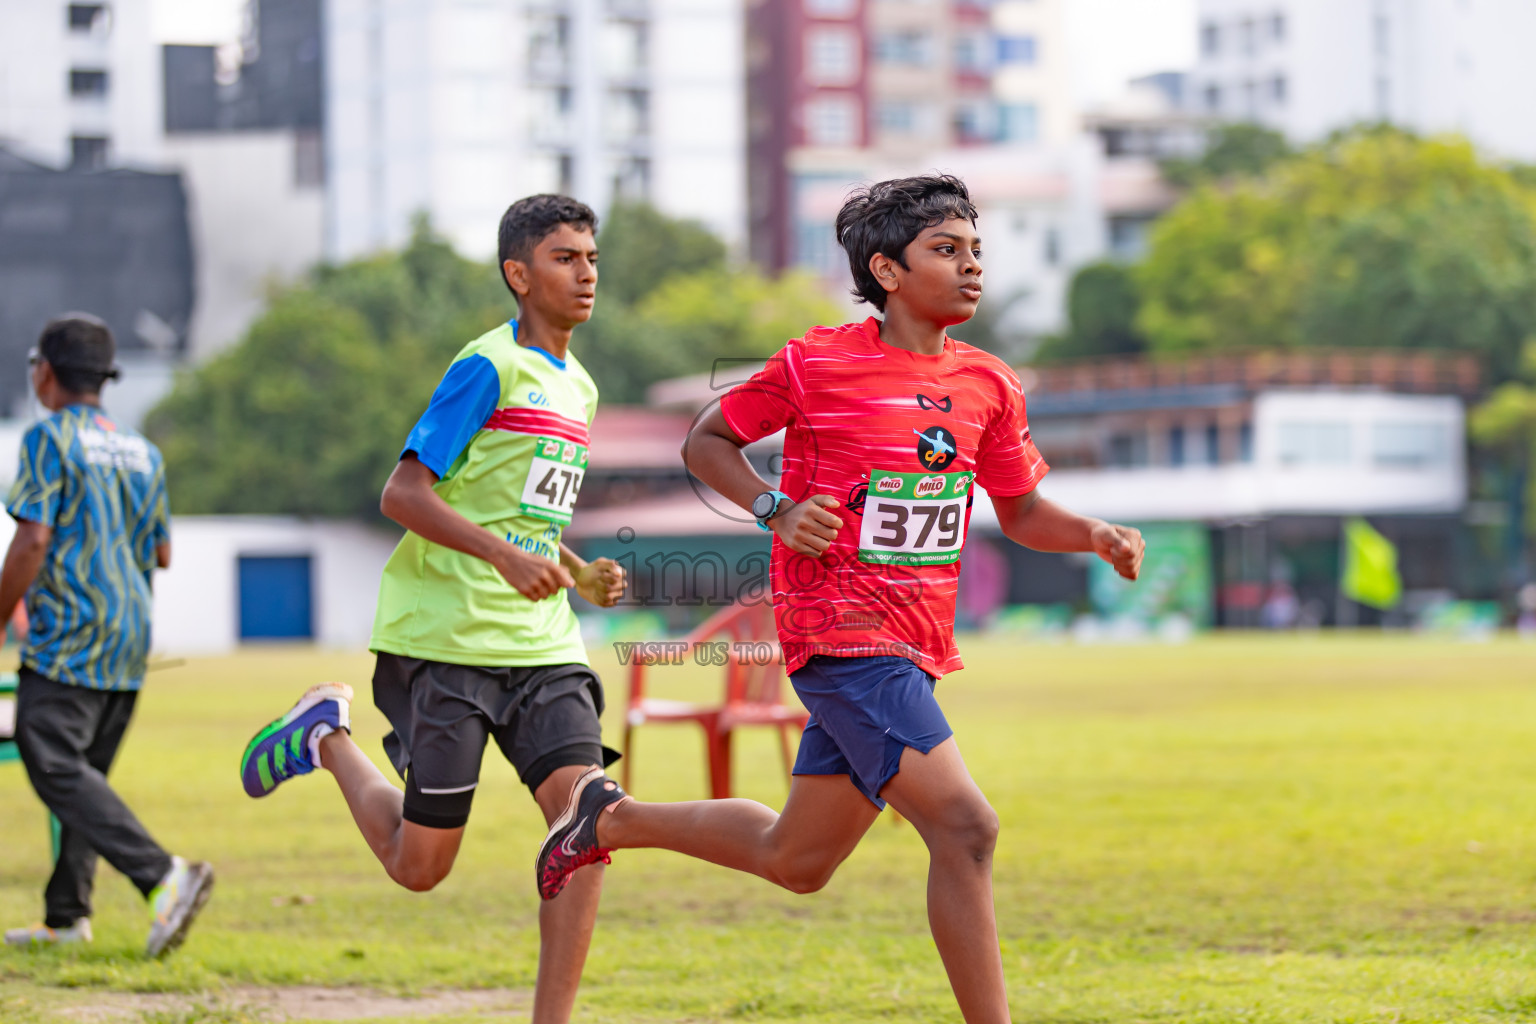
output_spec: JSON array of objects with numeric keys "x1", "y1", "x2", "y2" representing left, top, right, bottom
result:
[{"x1": 372, "y1": 653, "x2": 621, "y2": 830}]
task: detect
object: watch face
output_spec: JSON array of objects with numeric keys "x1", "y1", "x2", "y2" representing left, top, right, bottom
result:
[{"x1": 753, "y1": 492, "x2": 778, "y2": 519}]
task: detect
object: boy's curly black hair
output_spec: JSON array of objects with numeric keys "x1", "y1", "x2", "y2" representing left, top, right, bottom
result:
[{"x1": 834, "y1": 174, "x2": 978, "y2": 311}]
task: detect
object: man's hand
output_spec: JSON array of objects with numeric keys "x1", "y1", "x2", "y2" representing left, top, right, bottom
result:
[
  {"x1": 493, "y1": 546, "x2": 575, "y2": 601},
  {"x1": 1091, "y1": 522, "x2": 1146, "y2": 580},
  {"x1": 771, "y1": 495, "x2": 843, "y2": 557},
  {"x1": 575, "y1": 557, "x2": 626, "y2": 607}
]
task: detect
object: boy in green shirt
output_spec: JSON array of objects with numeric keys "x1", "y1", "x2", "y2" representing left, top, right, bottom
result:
[{"x1": 239, "y1": 195, "x2": 625, "y2": 1024}]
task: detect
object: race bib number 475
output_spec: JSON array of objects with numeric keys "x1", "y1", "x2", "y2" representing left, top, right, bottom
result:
[
  {"x1": 520, "y1": 436, "x2": 588, "y2": 525},
  {"x1": 857, "y1": 470, "x2": 974, "y2": 566}
]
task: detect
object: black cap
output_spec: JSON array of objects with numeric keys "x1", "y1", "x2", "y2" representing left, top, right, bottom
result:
[{"x1": 37, "y1": 313, "x2": 120, "y2": 380}]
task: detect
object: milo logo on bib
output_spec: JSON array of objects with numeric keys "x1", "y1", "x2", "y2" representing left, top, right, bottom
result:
[{"x1": 857, "y1": 469, "x2": 974, "y2": 566}]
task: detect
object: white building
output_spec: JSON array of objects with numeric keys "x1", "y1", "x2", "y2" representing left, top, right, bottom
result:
[
  {"x1": 1193, "y1": 0, "x2": 1536, "y2": 160},
  {"x1": 324, "y1": 0, "x2": 744, "y2": 263},
  {"x1": 0, "y1": 0, "x2": 162, "y2": 169}
]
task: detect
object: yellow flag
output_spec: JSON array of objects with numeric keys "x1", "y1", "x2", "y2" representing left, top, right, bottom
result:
[{"x1": 1341, "y1": 517, "x2": 1401, "y2": 610}]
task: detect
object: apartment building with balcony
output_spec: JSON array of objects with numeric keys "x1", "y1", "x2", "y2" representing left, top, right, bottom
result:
[
  {"x1": 1192, "y1": 0, "x2": 1536, "y2": 160},
  {"x1": 325, "y1": 0, "x2": 743, "y2": 262},
  {"x1": 0, "y1": 0, "x2": 163, "y2": 169}
]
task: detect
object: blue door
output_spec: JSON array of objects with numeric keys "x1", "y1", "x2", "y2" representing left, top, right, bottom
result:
[{"x1": 238, "y1": 555, "x2": 314, "y2": 640}]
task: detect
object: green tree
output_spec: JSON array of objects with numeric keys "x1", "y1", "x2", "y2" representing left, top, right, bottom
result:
[
  {"x1": 1470, "y1": 341, "x2": 1536, "y2": 534},
  {"x1": 146, "y1": 293, "x2": 404, "y2": 518},
  {"x1": 1136, "y1": 128, "x2": 1536, "y2": 382},
  {"x1": 1031, "y1": 261, "x2": 1146, "y2": 364},
  {"x1": 578, "y1": 268, "x2": 842, "y2": 402},
  {"x1": 1160, "y1": 122, "x2": 1293, "y2": 188},
  {"x1": 594, "y1": 201, "x2": 727, "y2": 305}
]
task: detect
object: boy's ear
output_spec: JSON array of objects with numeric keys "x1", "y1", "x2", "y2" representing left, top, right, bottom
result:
[
  {"x1": 502, "y1": 258, "x2": 531, "y2": 299},
  {"x1": 868, "y1": 252, "x2": 900, "y2": 296}
]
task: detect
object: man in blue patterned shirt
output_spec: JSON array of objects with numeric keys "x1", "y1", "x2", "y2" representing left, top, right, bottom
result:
[{"x1": 0, "y1": 315, "x2": 213, "y2": 958}]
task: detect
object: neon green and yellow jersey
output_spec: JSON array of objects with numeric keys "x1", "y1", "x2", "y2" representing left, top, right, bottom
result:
[{"x1": 370, "y1": 320, "x2": 598, "y2": 666}]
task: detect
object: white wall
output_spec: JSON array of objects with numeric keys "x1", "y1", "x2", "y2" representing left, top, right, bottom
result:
[
  {"x1": 650, "y1": 0, "x2": 746, "y2": 249},
  {"x1": 153, "y1": 517, "x2": 400, "y2": 655},
  {"x1": 976, "y1": 389, "x2": 1466, "y2": 523},
  {"x1": 162, "y1": 131, "x2": 325, "y2": 357}
]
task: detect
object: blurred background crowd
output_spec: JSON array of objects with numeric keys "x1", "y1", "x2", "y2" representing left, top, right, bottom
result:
[{"x1": 3, "y1": 0, "x2": 1536, "y2": 653}]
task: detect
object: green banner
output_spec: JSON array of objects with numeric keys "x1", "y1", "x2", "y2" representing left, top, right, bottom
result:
[{"x1": 1088, "y1": 522, "x2": 1212, "y2": 628}]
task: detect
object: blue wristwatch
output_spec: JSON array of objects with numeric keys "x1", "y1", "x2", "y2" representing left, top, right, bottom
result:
[{"x1": 752, "y1": 490, "x2": 792, "y2": 531}]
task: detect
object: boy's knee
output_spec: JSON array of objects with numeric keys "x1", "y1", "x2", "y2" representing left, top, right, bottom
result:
[
  {"x1": 936, "y1": 802, "x2": 999, "y2": 863},
  {"x1": 769, "y1": 851, "x2": 838, "y2": 895},
  {"x1": 391, "y1": 860, "x2": 452, "y2": 892}
]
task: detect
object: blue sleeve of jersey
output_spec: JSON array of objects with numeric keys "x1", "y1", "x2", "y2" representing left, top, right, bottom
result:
[
  {"x1": 401, "y1": 354, "x2": 503, "y2": 477},
  {"x1": 5, "y1": 424, "x2": 63, "y2": 526}
]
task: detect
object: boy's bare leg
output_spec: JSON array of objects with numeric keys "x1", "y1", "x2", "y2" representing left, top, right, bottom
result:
[
  {"x1": 880, "y1": 738, "x2": 1008, "y2": 1024},
  {"x1": 530, "y1": 764, "x2": 607, "y2": 1024},
  {"x1": 597, "y1": 773, "x2": 881, "y2": 893},
  {"x1": 317, "y1": 731, "x2": 463, "y2": 892}
]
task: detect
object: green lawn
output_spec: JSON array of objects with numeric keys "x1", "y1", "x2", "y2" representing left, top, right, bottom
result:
[{"x1": 5, "y1": 635, "x2": 1536, "y2": 1022}]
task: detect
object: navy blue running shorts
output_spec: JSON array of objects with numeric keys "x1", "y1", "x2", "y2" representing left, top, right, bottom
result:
[{"x1": 790, "y1": 655, "x2": 954, "y2": 809}]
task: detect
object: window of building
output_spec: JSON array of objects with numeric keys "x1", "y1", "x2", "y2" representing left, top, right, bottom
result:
[
  {"x1": 1201, "y1": 21, "x2": 1219, "y2": 56},
  {"x1": 1204, "y1": 83, "x2": 1221, "y2": 112},
  {"x1": 994, "y1": 35, "x2": 1036, "y2": 65},
  {"x1": 612, "y1": 156, "x2": 650, "y2": 200},
  {"x1": 877, "y1": 100, "x2": 916, "y2": 133},
  {"x1": 529, "y1": 15, "x2": 570, "y2": 74},
  {"x1": 70, "y1": 135, "x2": 109, "y2": 170},
  {"x1": 1375, "y1": 76, "x2": 1390, "y2": 117},
  {"x1": 1108, "y1": 431, "x2": 1149, "y2": 468},
  {"x1": 954, "y1": 99, "x2": 993, "y2": 143},
  {"x1": 1372, "y1": 422, "x2": 1449, "y2": 468},
  {"x1": 294, "y1": 129, "x2": 323, "y2": 189},
  {"x1": 1239, "y1": 422, "x2": 1254, "y2": 462},
  {"x1": 1204, "y1": 422, "x2": 1220, "y2": 464},
  {"x1": 1374, "y1": 14, "x2": 1390, "y2": 56},
  {"x1": 874, "y1": 30, "x2": 932, "y2": 67},
  {"x1": 1277, "y1": 421, "x2": 1352, "y2": 466},
  {"x1": 1108, "y1": 215, "x2": 1152, "y2": 259},
  {"x1": 1044, "y1": 226, "x2": 1061, "y2": 266},
  {"x1": 1240, "y1": 17, "x2": 1255, "y2": 54},
  {"x1": 804, "y1": 94, "x2": 860, "y2": 146},
  {"x1": 1169, "y1": 425, "x2": 1187, "y2": 467},
  {"x1": 68, "y1": 4, "x2": 108, "y2": 32},
  {"x1": 1271, "y1": 74, "x2": 1287, "y2": 104},
  {"x1": 1242, "y1": 78, "x2": 1257, "y2": 113},
  {"x1": 602, "y1": 21, "x2": 647, "y2": 77},
  {"x1": 1270, "y1": 11, "x2": 1286, "y2": 42},
  {"x1": 605, "y1": 88, "x2": 649, "y2": 141},
  {"x1": 953, "y1": 32, "x2": 990, "y2": 73},
  {"x1": 807, "y1": 28, "x2": 860, "y2": 83},
  {"x1": 995, "y1": 102, "x2": 1037, "y2": 143},
  {"x1": 69, "y1": 69, "x2": 109, "y2": 98}
]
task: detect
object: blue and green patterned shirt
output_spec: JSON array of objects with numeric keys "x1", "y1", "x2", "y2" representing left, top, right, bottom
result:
[{"x1": 5, "y1": 405, "x2": 169, "y2": 691}]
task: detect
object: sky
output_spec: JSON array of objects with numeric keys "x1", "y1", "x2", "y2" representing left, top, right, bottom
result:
[{"x1": 151, "y1": 0, "x2": 1196, "y2": 107}]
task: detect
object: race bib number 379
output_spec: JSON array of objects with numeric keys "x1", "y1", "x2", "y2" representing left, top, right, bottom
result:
[
  {"x1": 519, "y1": 436, "x2": 588, "y2": 525},
  {"x1": 857, "y1": 470, "x2": 974, "y2": 566}
]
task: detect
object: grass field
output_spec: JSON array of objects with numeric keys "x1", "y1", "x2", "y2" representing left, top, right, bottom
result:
[{"x1": 4, "y1": 635, "x2": 1536, "y2": 1023}]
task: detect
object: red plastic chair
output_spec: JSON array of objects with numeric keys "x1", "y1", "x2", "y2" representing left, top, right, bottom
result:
[{"x1": 622, "y1": 602, "x2": 809, "y2": 799}]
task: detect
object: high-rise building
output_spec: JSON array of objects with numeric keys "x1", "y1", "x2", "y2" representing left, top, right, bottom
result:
[
  {"x1": 0, "y1": 0, "x2": 163, "y2": 169},
  {"x1": 1193, "y1": 0, "x2": 1536, "y2": 160},
  {"x1": 161, "y1": 0, "x2": 327, "y2": 357},
  {"x1": 747, "y1": 0, "x2": 1075, "y2": 273},
  {"x1": 325, "y1": 0, "x2": 743, "y2": 262}
]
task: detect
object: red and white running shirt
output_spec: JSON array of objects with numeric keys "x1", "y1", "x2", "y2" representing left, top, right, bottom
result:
[{"x1": 720, "y1": 318, "x2": 1048, "y2": 678}]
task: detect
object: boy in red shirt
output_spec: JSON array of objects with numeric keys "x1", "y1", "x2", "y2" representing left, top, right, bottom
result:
[{"x1": 536, "y1": 175, "x2": 1144, "y2": 1023}]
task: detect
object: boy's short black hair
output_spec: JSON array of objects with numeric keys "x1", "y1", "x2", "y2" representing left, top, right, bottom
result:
[
  {"x1": 37, "y1": 313, "x2": 118, "y2": 395},
  {"x1": 497, "y1": 194, "x2": 598, "y2": 297},
  {"x1": 835, "y1": 174, "x2": 979, "y2": 311}
]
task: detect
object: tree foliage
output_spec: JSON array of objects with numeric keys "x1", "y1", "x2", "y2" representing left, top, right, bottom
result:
[
  {"x1": 1136, "y1": 128, "x2": 1536, "y2": 383},
  {"x1": 1160, "y1": 122, "x2": 1293, "y2": 188},
  {"x1": 1031, "y1": 261, "x2": 1147, "y2": 364},
  {"x1": 147, "y1": 207, "x2": 841, "y2": 514}
]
